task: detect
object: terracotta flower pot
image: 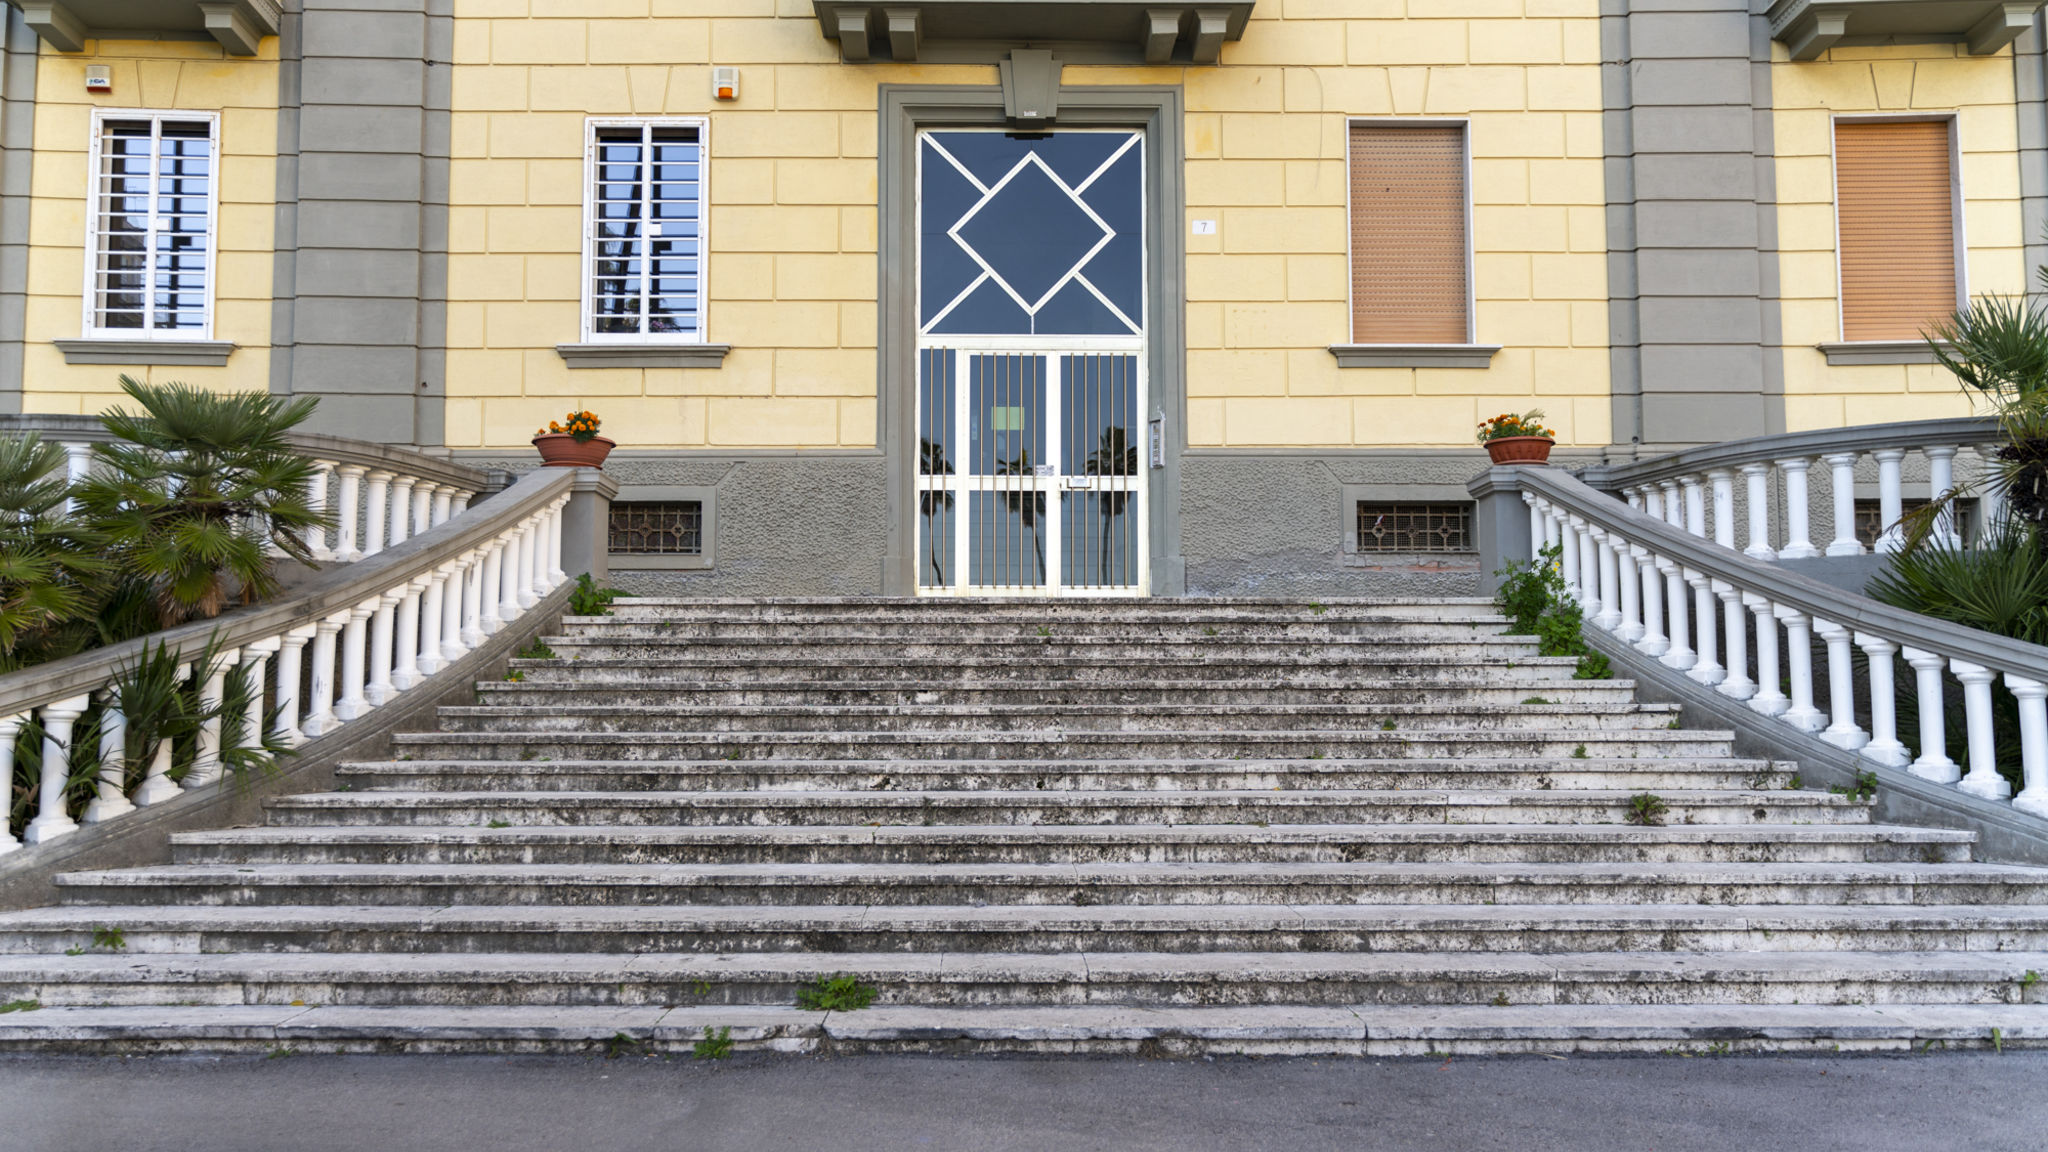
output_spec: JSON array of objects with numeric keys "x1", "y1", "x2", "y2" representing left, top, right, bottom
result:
[
  {"x1": 1484, "y1": 436, "x2": 1555, "y2": 465},
  {"x1": 532, "y1": 433, "x2": 615, "y2": 468}
]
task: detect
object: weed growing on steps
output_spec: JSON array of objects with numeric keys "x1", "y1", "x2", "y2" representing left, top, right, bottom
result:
[
  {"x1": 1626, "y1": 793, "x2": 1670, "y2": 826},
  {"x1": 91, "y1": 926, "x2": 125, "y2": 951},
  {"x1": 568, "y1": 573, "x2": 621, "y2": 617},
  {"x1": 1829, "y1": 770, "x2": 1879, "y2": 803},
  {"x1": 1786, "y1": 774, "x2": 1804, "y2": 790},
  {"x1": 1570, "y1": 744, "x2": 1588, "y2": 759},
  {"x1": 603, "y1": 1032, "x2": 642, "y2": 1059},
  {"x1": 1309, "y1": 602, "x2": 1327, "y2": 616},
  {"x1": 0, "y1": 999, "x2": 39, "y2": 1013},
  {"x1": 1490, "y1": 992, "x2": 1510, "y2": 1007},
  {"x1": 693, "y1": 1026, "x2": 734, "y2": 1060},
  {"x1": 1493, "y1": 543, "x2": 1612, "y2": 680},
  {"x1": 796, "y1": 974, "x2": 878, "y2": 1012},
  {"x1": 265, "y1": 1046, "x2": 296, "y2": 1060},
  {"x1": 1380, "y1": 718, "x2": 1397, "y2": 731},
  {"x1": 504, "y1": 670, "x2": 525, "y2": 683},
  {"x1": 516, "y1": 638, "x2": 556, "y2": 660},
  {"x1": 1521, "y1": 697, "x2": 1551, "y2": 706},
  {"x1": 486, "y1": 819, "x2": 509, "y2": 830},
  {"x1": 2022, "y1": 970, "x2": 2040, "y2": 993}
]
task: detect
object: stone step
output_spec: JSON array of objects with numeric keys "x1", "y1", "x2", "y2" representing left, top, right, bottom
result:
[
  {"x1": 540, "y1": 636, "x2": 1543, "y2": 662},
  {"x1": 561, "y1": 619, "x2": 1515, "y2": 642},
  {"x1": 166, "y1": 823, "x2": 1963, "y2": 867},
  {"x1": 1, "y1": 1002, "x2": 2040, "y2": 1056},
  {"x1": 599, "y1": 596, "x2": 1499, "y2": 621},
  {"x1": 261, "y1": 789, "x2": 1853, "y2": 828},
  {"x1": 429, "y1": 703, "x2": 1684, "y2": 736},
  {"x1": 5, "y1": 902, "x2": 2039, "y2": 957},
  {"x1": 0, "y1": 950, "x2": 2042, "y2": 1010},
  {"x1": 336, "y1": 756, "x2": 1798, "y2": 793},
  {"x1": 50, "y1": 861, "x2": 2048, "y2": 908},
  {"x1": 505, "y1": 656, "x2": 1588, "y2": 685},
  {"x1": 385, "y1": 729, "x2": 1738, "y2": 762},
  {"x1": 472, "y1": 680, "x2": 1646, "y2": 708}
]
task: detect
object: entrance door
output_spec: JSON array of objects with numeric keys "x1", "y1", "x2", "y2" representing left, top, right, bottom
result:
[{"x1": 914, "y1": 129, "x2": 1147, "y2": 596}]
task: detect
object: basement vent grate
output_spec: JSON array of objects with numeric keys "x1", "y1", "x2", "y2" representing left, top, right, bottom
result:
[
  {"x1": 609, "y1": 501, "x2": 703, "y2": 555},
  {"x1": 1355, "y1": 502, "x2": 1472, "y2": 553}
]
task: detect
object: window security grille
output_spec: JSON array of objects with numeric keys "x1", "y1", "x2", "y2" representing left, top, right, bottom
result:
[
  {"x1": 609, "y1": 501, "x2": 703, "y2": 555},
  {"x1": 1854, "y1": 498, "x2": 1975, "y2": 548},
  {"x1": 89, "y1": 115, "x2": 215, "y2": 335},
  {"x1": 1355, "y1": 502, "x2": 1472, "y2": 553},
  {"x1": 586, "y1": 122, "x2": 703, "y2": 340}
]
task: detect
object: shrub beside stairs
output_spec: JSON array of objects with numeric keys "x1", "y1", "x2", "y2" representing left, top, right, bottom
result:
[{"x1": 0, "y1": 598, "x2": 2046, "y2": 1056}]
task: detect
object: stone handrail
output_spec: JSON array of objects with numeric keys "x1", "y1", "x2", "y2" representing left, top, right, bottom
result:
[
  {"x1": 0, "y1": 465, "x2": 576, "y2": 855},
  {"x1": 0, "y1": 414, "x2": 488, "y2": 563},
  {"x1": 1577, "y1": 417, "x2": 2003, "y2": 560},
  {"x1": 1470, "y1": 462, "x2": 2048, "y2": 824}
]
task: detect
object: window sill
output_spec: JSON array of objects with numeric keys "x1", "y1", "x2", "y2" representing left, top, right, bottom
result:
[
  {"x1": 1816, "y1": 340, "x2": 1948, "y2": 366},
  {"x1": 1329, "y1": 344, "x2": 1502, "y2": 369},
  {"x1": 607, "y1": 553, "x2": 713, "y2": 572},
  {"x1": 55, "y1": 339, "x2": 236, "y2": 367},
  {"x1": 558, "y1": 343, "x2": 732, "y2": 369}
]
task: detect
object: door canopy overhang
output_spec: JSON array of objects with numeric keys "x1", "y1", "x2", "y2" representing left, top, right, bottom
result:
[
  {"x1": 1767, "y1": 0, "x2": 2046, "y2": 60},
  {"x1": 813, "y1": 2, "x2": 1255, "y2": 63},
  {"x1": 9, "y1": 0, "x2": 279, "y2": 55}
]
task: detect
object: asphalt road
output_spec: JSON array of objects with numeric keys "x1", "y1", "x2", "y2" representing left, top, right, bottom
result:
[{"x1": 0, "y1": 1050, "x2": 2042, "y2": 1152}]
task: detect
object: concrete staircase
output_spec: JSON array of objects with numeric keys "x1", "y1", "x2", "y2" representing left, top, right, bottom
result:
[{"x1": 4, "y1": 597, "x2": 2048, "y2": 1056}]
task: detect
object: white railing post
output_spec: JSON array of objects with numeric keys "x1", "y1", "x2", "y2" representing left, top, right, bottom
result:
[
  {"x1": 1823, "y1": 452, "x2": 1862, "y2": 557},
  {"x1": 1777, "y1": 458, "x2": 1819, "y2": 559},
  {"x1": 388, "y1": 477, "x2": 415, "y2": 549},
  {"x1": 1745, "y1": 594, "x2": 1788, "y2": 716},
  {"x1": 1558, "y1": 514, "x2": 1582, "y2": 604},
  {"x1": 1642, "y1": 482, "x2": 1664, "y2": 525},
  {"x1": 517, "y1": 515, "x2": 541, "y2": 608},
  {"x1": 431, "y1": 485, "x2": 453, "y2": 527},
  {"x1": 547, "y1": 497, "x2": 566, "y2": 587},
  {"x1": 1902, "y1": 647, "x2": 1960, "y2": 784},
  {"x1": 497, "y1": 534, "x2": 523, "y2": 625},
  {"x1": 1682, "y1": 476, "x2": 1706, "y2": 538},
  {"x1": 452, "y1": 492, "x2": 471, "y2": 514},
  {"x1": 24, "y1": 695, "x2": 89, "y2": 843},
  {"x1": 1685, "y1": 569, "x2": 1723, "y2": 685},
  {"x1": 1526, "y1": 495, "x2": 1545, "y2": 559},
  {"x1": 1659, "y1": 479, "x2": 1683, "y2": 534},
  {"x1": 1592, "y1": 526, "x2": 1621, "y2": 631},
  {"x1": 418, "y1": 568, "x2": 448, "y2": 677},
  {"x1": 362, "y1": 471, "x2": 392, "y2": 558},
  {"x1": 276, "y1": 624, "x2": 313, "y2": 747},
  {"x1": 462, "y1": 550, "x2": 488, "y2": 646},
  {"x1": 1813, "y1": 618, "x2": 1867, "y2": 750},
  {"x1": 445, "y1": 554, "x2": 473, "y2": 660},
  {"x1": 412, "y1": 482, "x2": 434, "y2": 537},
  {"x1": 1925, "y1": 445, "x2": 1961, "y2": 548},
  {"x1": 1715, "y1": 582, "x2": 1754, "y2": 699},
  {"x1": 1617, "y1": 536, "x2": 1643, "y2": 643},
  {"x1": 304, "y1": 614, "x2": 345, "y2": 737},
  {"x1": 479, "y1": 543, "x2": 505, "y2": 635},
  {"x1": 392, "y1": 577, "x2": 427, "y2": 691},
  {"x1": 0, "y1": 715, "x2": 21, "y2": 853},
  {"x1": 1776, "y1": 607, "x2": 1824, "y2": 732},
  {"x1": 336, "y1": 602, "x2": 373, "y2": 721},
  {"x1": 58, "y1": 442, "x2": 90, "y2": 517},
  {"x1": 307, "y1": 461, "x2": 333, "y2": 560},
  {"x1": 131, "y1": 664, "x2": 185, "y2": 807},
  {"x1": 1633, "y1": 544, "x2": 1667, "y2": 656},
  {"x1": 1740, "y1": 462, "x2": 1774, "y2": 560},
  {"x1": 335, "y1": 465, "x2": 365, "y2": 562},
  {"x1": 1657, "y1": 556, "x2": 1694, "y2": 670},
  {"x1": 365, "y1": 592, "x2": 398, "y2": 706},
  {"x1": 1872, "y1": 448, "x2": 1906, "y2": 553},
  {"x1": 1854, "y1": 633, "x2": 1907, "y2": 767},
  {"x1": 1708, "y1": 469, "x2": 1735, "y2": 549},
  {"x1": 237, "y1": 638, "x2": 277, "y2": 765},
  {"x1": 81, "y1": 688, "x2": 133, "y2": 824},
  {"x1": 2009, "y1": 674, "x2": 2048, "y2": 818},
  {"x1": 1951, "y1": 659, "x2": 2011, "y2": 801},
  {"x1": 186, "y1": 652, "x2": 236, "y2": 789}
]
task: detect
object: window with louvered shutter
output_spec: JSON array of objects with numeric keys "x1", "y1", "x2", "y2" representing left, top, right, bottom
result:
[
  {"x1": 1835, "y1": 119, "x2": 1959, "y2": 342},
  {"x1": 1349, "y1": 123, "x2": 1470, "y2": 345}
]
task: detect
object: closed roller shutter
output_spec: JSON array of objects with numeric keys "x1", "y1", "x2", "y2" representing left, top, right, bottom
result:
[
  {"x1": 1350, "y1": 123, "x2": 1469, "y2": 344},
  {"x1": 1836, "y1": 120, "x2": 1958, "y2": 342}
]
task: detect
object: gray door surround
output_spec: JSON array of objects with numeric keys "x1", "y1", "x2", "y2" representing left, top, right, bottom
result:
[{"x1": 878, "y1": 83, "x2": 1187, "y2": 597}]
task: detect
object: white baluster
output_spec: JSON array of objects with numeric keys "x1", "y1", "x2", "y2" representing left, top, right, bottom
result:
[
  {"x1": 1541, "y1": 500, "x2": 1561, "y2": 554},
  {"x1": 187, "y1": 652, "x2": 237, "y2": 788},
  {"x1": 1745, "y1": 594, "x2": 1788, "y2": 715},
  {"x1": 1777, "y1": 458, "x2": 1819, "y2": 559},
  {"x1": 1592, "y1": 527, "x2": 1621, "y2": 631},
  {"x1": 276, "y1": 625, "x2": 314, "y2": 747},
  {"x1": 1776, "y1": 607, "x2": 1824, "y2": 732},
  {"x1": 1558, "y1": 515, "x2": 1582, "y2": 604},
  {"x1": 1616, "y1": 536, "x2": 1644, "y2": 643},
  {"x1": 304, "y1": 614, "x2": 346, "y2": 737},
  {"x1": 334, "y1": 465, "x2": 365, "y2": 562},
  {"x1": 1524, "y1": 494, "x2": 1544, "y2": 558},
  {"x1": 431, "y1": 486, "x2": 453, "y2": 527},
  {"x1": 58, "y1": 442, "x2": 91, "y2": 517},
  {"x1": 236, "y1": 639, "x2": 277, "y2": 764},
  {"x1": 336, "y1": 602, "x2": 374, "y2": 721},
  {"x1": 1951, "y1": 660, "x2": 2011, "y2": 800},
  {"x1": 517, "y1": 516, "x2": 540, "y2": 609},
  {"x1": 81, "y1": 689, "x2": 134, "y2": 824},
  {"x1": 498, "y1": 533, "x2": 524, "y2": 624},
  {"x1": 131, "y1": 662, "x2": 185, "y2": 807},
  {"x1": 362, "y1": 471, "x2": 392, "y2": 558},
  {"x1": 452, "y1": 492, "x2": 472, "y2": 514},
  {"x1": 1633, "y1": 544, "x2": 1667, "y2": 656},
  {"x1": 2009, "y1": 675, "x2": 2048, "y2": 818},
  {"x1": 1708, "y1": 469, "x2": 1735, "y2": 548},
  {"x1": 306, "y1": 462, "x2": 333, "y2": 560},
  {"x1": 412, "y1": 482, "x2": 434, "y2": 537},
  {"x1": 1812, "y1": 618, "x2": 1867, "y2": 750},
  {"x1": 1902, "y1": 647, "x2": 1960, "y2": 784},
  {"x1": 1823, "y1": 452, "x2": 1862, "y2": 556},
  {"x1": 365, "y1": 593, "x2": 399, "y2": 706},
  {"x1": 1979, "y1": 445, "x2": 2007, "y2": 540},
  {"x1": 463, "y1": 550, "x2": 489, "y2": 646},
  {"x1": 445, "y1": 554, "x2": 473, "y2": 660},
  {"x1": 1872, "y1": 448, "x2": 1906, "y2": 553},
  {"x1": 480, "y1": 544, "x2": 505, "y2": 635},
  {"x1": 0, "y1": 716, "x2": 21, "y2": 853},
  {"x1": 1657, "y1": 556, "x2": 1694, "y2": 670},
  {"x1": 1715, "y1": 582, "x2": 1754, "y2": 699},
  {"x1": 546, "y1": 499, "x2": 566, "y2": 587},
  {"x1": 1685, "y1": 569, "x2": 1723, "y2": 685},
  {"x1": 1926, "y1": 445, "x2": 1961, "y2": 548},
  {"x1": 388, "y1": 477, "x2": 415, "y2": 548},
  {"x1": 24, "y1": 695, "x2": 90, "y2": 843},
  {"x1": 1642, "y1": 482, "x2": 1665, "y2": 525},
  {"x1": 1853, "y1": 633, "x2": 1907, "y2": 767},
  {"x1": 1659, "y1": 480, "x2": 1683, "y2": 533},
  {"x1": 1682, "y1": 477, "x2": 1706, "y2": 538},
  {"x1": 1740, "y1": 463, "x2": 1774, "y2": 560},
  {"x1": 392, "y1": 577, "x2": 427, "y2": 691},
  {"x1": 418, "y1": 568, "x2": 449, "y2": 677}
]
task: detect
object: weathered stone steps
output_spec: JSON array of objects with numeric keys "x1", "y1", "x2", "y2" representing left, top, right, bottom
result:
[
  {"x1": 556, "y1": 618, "x2": 1513, "y2": 642},
  {"x1": 503, "y1": 656, "x2": 1586, "y2": 685},
  {"x1": 597, "y1": 596, "x2": 1498, "y2": 620},
  {"x1": 541, "y1": 637, "x2": 1541, "y2": 662},
  {"x1": 472, "y1": 680, "x2": 1645, "y2": 708}
]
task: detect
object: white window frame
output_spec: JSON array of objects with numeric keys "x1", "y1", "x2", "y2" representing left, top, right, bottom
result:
[
  {"x1": 1828, "y1": 112, "x2": 1968, "y2": 345},
  {"x1": 80, "y1": 108, "x2": 222, "y2": 343},
  {"x1": 579, "y1": 116, "x2": 711, "y2": 345},
  {"x1": 1343, "y1": 116, "x2": 1478, "y2": 347}
]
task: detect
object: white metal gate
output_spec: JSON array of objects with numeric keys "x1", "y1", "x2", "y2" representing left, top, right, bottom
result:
[{"x1": 913, "y1": 129, "x2": 1148, "y2": 596}]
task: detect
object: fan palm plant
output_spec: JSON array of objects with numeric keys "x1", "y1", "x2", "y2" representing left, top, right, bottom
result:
[
  {"x1": 72, "y1": 377, "x2": 331, "y2": 625},
  {"x1": 0, "y1": 433, "x2": 107, "y2": 668}
]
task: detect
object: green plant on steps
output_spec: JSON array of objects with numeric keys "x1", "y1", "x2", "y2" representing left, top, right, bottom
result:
[
  {"x1": 568, "y1": 573, "x2": 621, "y2": 617},
  {"x1": 796, "y1": 974, "x2": 878, "y2": 1012},
  {"x1": 516, "y1": 638, "x2": 557, "y2": 660},
  {"x1": 1625, "y1": 792, "x2": 1669, "y2": 826},
  {"x1": 1493, "y1": 543, "x2": 1611, "y2": 680},
  {"x1": 1829, "y1": 770, "x2": 1879, "y2": 803},
  {"x1": 693, "y1": 1026, "x2": 734, "y2": 1060}
]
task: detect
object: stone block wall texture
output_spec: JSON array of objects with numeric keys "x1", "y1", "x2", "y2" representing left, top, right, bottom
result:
[
  {"x1": 21, "y1": 38, "x2": 280, "y2": 414},
  {"x1": 1771, "y1": 43, "x2": 2023, "y2": 432}
]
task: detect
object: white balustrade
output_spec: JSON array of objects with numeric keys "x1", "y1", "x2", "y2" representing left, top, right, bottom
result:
[
  {"x1": 23, "y1": 695, "x2": 88, "y2": 844},
  {"x1": 1778, "y1": 458, "x2": 1818, "y2": 559},
  {"x1": 363, "y1": 471, "x2": 392, "y2": 558},
  {"x1": 1823, "y1": 453, "x2": 1862, "y2": 557},
  {"x1": 1740, "y1": 463, "x2": 1773, "y2": 559},
  {"x1": 335, "y1": 465, "x2": 366, "y2": 562},
  {"x1": 0, "y1": 716, "x2": 22, "y2": 853},
  {"x1": 1872, "y1": 448, "x2": 1906, "y2": 553},
  {"x1": 389, "y1": 477, "x2": 415, "y2": 549}
]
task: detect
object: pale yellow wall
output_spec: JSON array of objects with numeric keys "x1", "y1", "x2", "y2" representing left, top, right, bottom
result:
[
  {"x1": 21, "y1": 39, "x2": 279, "y2": 414},
  {"x1": 445, "y1": 0, "x2": 1612, "y2": 451},
  {"x1": 1771, "y1": 43, "x2": 2020, "y2": 432}
]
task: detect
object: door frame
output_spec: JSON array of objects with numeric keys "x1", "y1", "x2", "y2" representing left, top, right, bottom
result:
[{"x1": 878, "y1": 85, "x2": 1187, "y2": 597}]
